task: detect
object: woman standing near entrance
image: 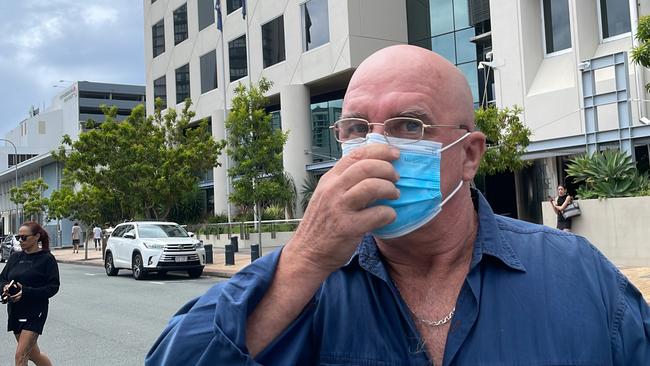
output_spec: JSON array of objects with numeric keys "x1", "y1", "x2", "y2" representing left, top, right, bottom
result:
[
  {"x1": 0, "y1": 221, "x2": 59, "y2": 366},
  {"x1": 550, "y1": 185, "x2": 573, "y2": 232}
]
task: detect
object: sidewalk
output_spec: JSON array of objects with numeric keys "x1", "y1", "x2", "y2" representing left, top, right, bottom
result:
[
  {"x1": 51, "y1": 245, "x2": 257, "y2": 278},
  {"x1": 50, "y1": 247, "x2": 650, "y2": 302}
]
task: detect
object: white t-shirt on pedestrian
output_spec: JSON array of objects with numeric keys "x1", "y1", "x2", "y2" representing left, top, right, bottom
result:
[{"x1": 93, "y1": 227, "x2": 102, "y2": 239}]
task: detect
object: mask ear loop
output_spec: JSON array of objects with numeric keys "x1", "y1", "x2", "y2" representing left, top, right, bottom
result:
[
  {"x1": 439, "y1": 132, "x2": 471, "y2": 206},
  {"x1": 440, "y1": 132, "x2": 471, "y2": 152}
]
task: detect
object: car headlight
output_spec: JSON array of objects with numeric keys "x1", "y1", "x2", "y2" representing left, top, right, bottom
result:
[
  {"x1": 143, "y1": 242, "x2": 165, "y2": 249},
  {"x1": 194, "y1": 241, "x2": 204, "y2": 249}
]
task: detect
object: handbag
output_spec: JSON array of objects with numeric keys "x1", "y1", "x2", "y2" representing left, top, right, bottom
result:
[{"x1": 562, "y1": 201, "x2": 581, "y2": 219}]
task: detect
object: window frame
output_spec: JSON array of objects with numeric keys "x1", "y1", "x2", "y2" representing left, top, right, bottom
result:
[
  {"x1": 597, "y1": 0, "x2": 632, "y2": 43},
  {"x1": 540, "y1": 0, "x2": 573, "y2": 57},
  {"x1": 153, "y1": 75, "x2": 167, "y2": 109},
  {"x1": 199, "y1": 49, "x2": 218, "y2": 94},
  {"x1": 175, "y1": 63, "x2": 191, "y2": 105},
  {"x1": 228, "y1": 34, "x2": 248, "y2": 83},
  {"x1": 173, "y1": 3, "x2": 189, "y2": 46},
  {"x1": 300, "y1": 0, "x2": 331, "y2": 53},
  {"x1": 198, "y1": 0, "x2": 215, "y2": 31},
  {"x1": 152, "y1": 18, "x2": 165, "y2": 58},
  {"x1": 261, "y1": 14, "x2": 287, "y2": 69}
]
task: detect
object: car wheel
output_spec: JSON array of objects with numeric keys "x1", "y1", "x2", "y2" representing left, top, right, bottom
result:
[
  {"x1": 105, "y1": 252, "x2": 119, "y2": 276},
  {"x1": 132, "y1": 253, "x2": 145, "y2": 280},
  {"x1": 187, "y1": 268, "x2": 203, "y2": 279}
]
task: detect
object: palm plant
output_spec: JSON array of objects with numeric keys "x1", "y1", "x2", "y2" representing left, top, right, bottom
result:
[
  {"x1": 301, "y1": 174, "x2": 320, "y2": 211},
  {"x1": 566, "y1": 150, "x2": 650, "y2": 199}
]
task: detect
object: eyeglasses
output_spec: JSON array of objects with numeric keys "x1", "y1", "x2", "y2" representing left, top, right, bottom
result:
[
  {"x1": 15, "y1": 234, "x2": 34, "y2": 242},
  {"x1": 329, "y1": 117, "x2": 469, "y2": 144}
]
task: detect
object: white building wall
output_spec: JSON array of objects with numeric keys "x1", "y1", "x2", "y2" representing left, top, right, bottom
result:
[
  {"x1": 490, "y1": 0, "x2": 649, "y2": 144},
  {"x1": 144, "y1": 0, "x2": 408, "y2": 217}
]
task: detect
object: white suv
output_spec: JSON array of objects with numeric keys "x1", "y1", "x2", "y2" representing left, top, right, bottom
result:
[{"x1": 104, "y1": 221, "x2": 206, "y2": 280}]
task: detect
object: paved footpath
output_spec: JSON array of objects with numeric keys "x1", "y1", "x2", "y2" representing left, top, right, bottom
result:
[{"x1": 51, "y1": 246, "x2": 650, "y2": 302}]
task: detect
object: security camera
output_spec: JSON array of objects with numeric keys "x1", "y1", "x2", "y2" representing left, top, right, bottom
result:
[
  {"x1": 641, "y1": 117, "x2": 650, "y2": 125},
  {"x1": 577, "y1": 61, "x2": 591, "y2": 70}
]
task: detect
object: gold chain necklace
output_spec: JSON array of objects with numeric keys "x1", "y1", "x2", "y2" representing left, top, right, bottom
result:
[{"x1": 393, "y1": 281, "x2": 456, "y2": 327}]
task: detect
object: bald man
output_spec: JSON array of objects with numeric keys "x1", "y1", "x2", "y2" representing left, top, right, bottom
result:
[{"x1": 147, "y1": 46, "x2": 649, "y2": 365}]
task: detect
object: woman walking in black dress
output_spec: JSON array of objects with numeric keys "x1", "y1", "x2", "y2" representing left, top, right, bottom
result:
[{"x1": 1, "y1": 221, "x2": 59, "y2": 366}]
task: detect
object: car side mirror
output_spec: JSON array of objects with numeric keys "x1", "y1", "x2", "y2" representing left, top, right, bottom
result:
[
  {"x1": 124, "y1": 233, "x2": 136, "y2": 239},
  {"x1": 188, "y1": 232, "x2": 194, "y2": 237}
]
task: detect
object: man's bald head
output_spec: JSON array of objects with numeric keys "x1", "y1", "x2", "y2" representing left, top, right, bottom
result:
[{"x1": 344, "y1": 45, "x2": 475, "y2": 130}]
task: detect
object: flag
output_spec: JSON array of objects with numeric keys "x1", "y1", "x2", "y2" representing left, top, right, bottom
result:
[
  {"x1": 304, "y1": 5, "x2": 312, "y2": 44},
  {"x1": 215, "y1": 0, "x2": 223, "y2": 31},
  {"x1": 241, "y1": 0, "x2": 246, "y2": 19}
]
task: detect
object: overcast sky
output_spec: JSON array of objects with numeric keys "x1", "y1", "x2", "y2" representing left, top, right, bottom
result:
[{"x1": 0, "y1": 0, "x2": 145, "y2": 137}]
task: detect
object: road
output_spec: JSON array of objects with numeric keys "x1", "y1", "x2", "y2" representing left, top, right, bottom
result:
[{"x1": 0, "y1": 262, "x2": 225, "y2": 365}]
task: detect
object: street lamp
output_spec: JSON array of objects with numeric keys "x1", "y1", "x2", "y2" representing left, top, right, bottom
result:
[{"x1": 0, "y1": 139, "x2": 19, "y2": 233}]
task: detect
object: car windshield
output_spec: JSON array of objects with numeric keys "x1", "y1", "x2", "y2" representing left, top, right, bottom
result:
[{"x1": 137, "y1": 224, "x2": 188, "y2": 238}]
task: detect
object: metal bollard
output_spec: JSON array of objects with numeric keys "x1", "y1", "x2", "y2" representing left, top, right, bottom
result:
[
  {"x1": 251, "y1": 244, "x2": 260, "y2": 262},
  {"x1": 204, "y1": 244, "x2": 213, "y2": 264},
  {"x1": 230, "y1": 236, "x2": 239, "y2": 252},
  {"x1": 225, "y1": 244, "x2": 235, "y2": 266}
]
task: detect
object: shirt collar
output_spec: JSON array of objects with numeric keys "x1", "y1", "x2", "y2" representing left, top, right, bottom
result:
[{"x1": 344, "y1": 188, "x2": 526, "y2": 279}]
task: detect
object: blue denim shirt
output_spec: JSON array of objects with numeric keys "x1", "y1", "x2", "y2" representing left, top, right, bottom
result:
[{"x1": 146, "y1": 191, "x2": 650, "y2": 365}]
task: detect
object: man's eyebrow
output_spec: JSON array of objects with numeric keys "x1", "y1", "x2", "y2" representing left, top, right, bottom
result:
[
  {"x1": 340, "y1": 112, "x2": 367, "y2": 119},
  {"x1": 396, "y1": 109, "x2": 431, "y2": 121}
]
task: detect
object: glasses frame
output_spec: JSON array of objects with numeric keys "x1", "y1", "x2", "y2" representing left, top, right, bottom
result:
[
  {"x1": 15, "y1": 234, "x2": 34, "y2": 242},
  {"x1": 329, "y1": 117, "x2": 469, "y2": 144}
]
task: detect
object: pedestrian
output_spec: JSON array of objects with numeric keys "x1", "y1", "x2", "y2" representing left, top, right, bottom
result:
[
  {"x1": 71, "y1": 222, "x2": 81, "y2": 254},
  {"x1": 146, "y1": 45, "x2": 649, "y2": 365},
  {"x1": 92, "y1": 225, "x2": 102, "y2": 251},
  {"x1": 1, "y1": 221, "x2": 59, "y2": 366},
  {"x1": 550, "y1": 184, "x2": 573, "y2": 232}
]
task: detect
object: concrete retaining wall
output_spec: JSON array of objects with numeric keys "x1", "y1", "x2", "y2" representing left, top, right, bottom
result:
[{"x1": 542, "y1": 197, "x2": 650, "y2": 267}]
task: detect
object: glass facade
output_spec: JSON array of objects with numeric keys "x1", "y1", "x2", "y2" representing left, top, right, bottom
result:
[
  {"x1": 600, "y1": 0, "x2": 631, "y2": 39},
  {"x1": 153, "y1": 76, "x2": 166, "y2": 109},
  {"x1": 262, "y1": 16, "x2": 286, "y2": 68},
  {"x1": 198, "y1": 0, "x2": 215, "y2": 31},
  {"x1": 200, "y1": 50, "x2": 218, "y2": 94},
  {"x1": 229, "y1": 35, "x2": 248, "y2": 82},
  {"x1": 542, "y1": 0, "x2": 571, "y2": 54},
  {"x1": 173, "y1": 3, "x2": 188, "y2": 45},
  {"x1": 175, "y1": 63, "x2": 190, "y2": 104},
  {"x1": 406, "y1": 0, "x2": 480, "y2": 105},
  {"x1": 310, "y1": 98, "x2": 342, "y2": 163},
  {"x1": 152, "y1": 19, "x2": 165, "y2": 57},
  {"x1": 301, "y1": 0, "x2": 330, "y2": 51}
]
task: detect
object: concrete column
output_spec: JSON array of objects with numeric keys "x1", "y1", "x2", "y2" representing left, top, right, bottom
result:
[
  {"x1": 280, "y1": 85, "x2": 312, "y2": 218},
  {"x1": 212, "y1": 110, "x2": 231, "y2": 218}
]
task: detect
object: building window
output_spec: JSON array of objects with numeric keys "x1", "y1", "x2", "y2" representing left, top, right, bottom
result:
[
  {"x1": 198, "y1": 0, "x2": 215, "y2": 31},
  {"x1": 154, "y1": 76, "x2": 167, "y2": 109},
  {"x1": 152, "y1": 19, "x2": 165, "y2": 57},
  {"x1": 301, "y1": 0, "x2": 330, "y2": 51},
  {"x1": 542, "y1": 0, "x2": 571, "y2": 54},
  {"x1": 599, "y1": 0, "x2": 631, "y2": 40},
  {"x1": 8, "y1": 154, "x2": 38, "y2": 167},
  {"x1": 270, "y1": 110, "x2": 282, "y2": 131},
  {"x1": 200, "y1": 50, "x2": 218, "y2": 94},
  {"x1": 262, "y1": 16, "x2": 286, "y2": 68},
  {"x1": 173, "y1": 4, "x2": 188, "y2": 45},
  {"x1": 227, "y1": 0, "x2": 242, "y2": 14},
  {"x1": 229, "y1": 35, "x2": 248, "y2": 82},
  {"x1": 310, "y1": 98, "x2": 342, "y2": 163},
  {"x1": 175, "y1": 64, "x2": 190, "y2": 104}
]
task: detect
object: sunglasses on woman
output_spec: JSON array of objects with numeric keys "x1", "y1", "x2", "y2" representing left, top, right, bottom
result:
[{"x1": 14, "y1": 234, "x2": 34, "y2": 242}]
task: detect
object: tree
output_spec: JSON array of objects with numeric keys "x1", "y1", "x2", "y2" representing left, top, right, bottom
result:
[
  {"x1": 474, "y1": 106, "x2": 531, "y2": 175},
  {"x1": 631, "y1": 15, "x2": 650, "y2": 92},
  {"x1": 225, "y1": 78, "x2": 294, "y2": 247},
  {"x1": 10, "y1": 178, "x2": 49, "y2": 222},
  {"x1": 53, "y1": 100, "x2": 225, "y2": 222}
]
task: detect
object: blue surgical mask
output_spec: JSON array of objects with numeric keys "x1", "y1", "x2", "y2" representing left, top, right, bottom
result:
[{"x1": 342, "y1": 132, "x2": 469, "y2": 239}]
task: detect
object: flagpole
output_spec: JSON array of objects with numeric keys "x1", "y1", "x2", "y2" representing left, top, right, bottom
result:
[{"x1": 216, "y1": 0, "x2": 233, "y2": 225}]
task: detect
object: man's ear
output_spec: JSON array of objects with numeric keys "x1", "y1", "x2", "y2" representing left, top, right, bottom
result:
[{"x1": 462, "y1": 131, "x2": 486, "y2": 181}]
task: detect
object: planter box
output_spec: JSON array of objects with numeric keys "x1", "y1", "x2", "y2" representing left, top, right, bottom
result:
[{"x1": 542, "y1": 196, "x2": 650, "y2": 267}]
